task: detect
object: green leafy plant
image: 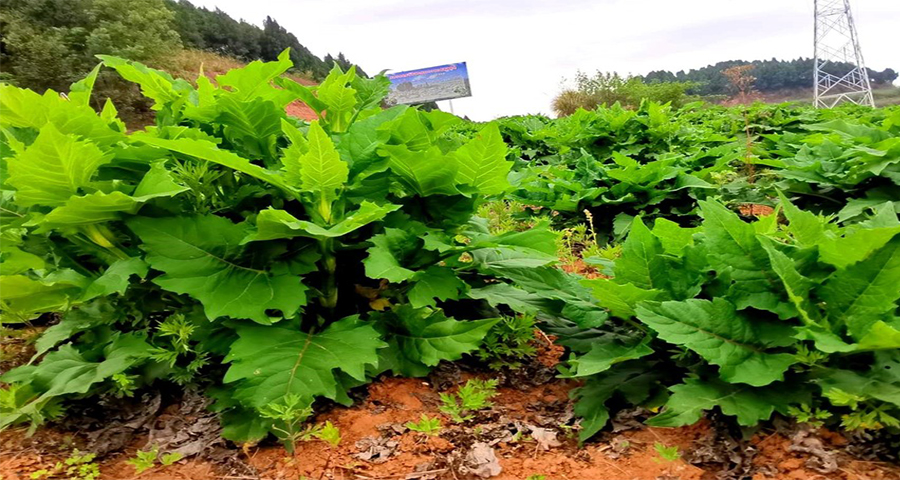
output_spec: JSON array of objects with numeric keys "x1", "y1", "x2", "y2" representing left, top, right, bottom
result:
[
  {"x1": 127, "y1": 446, "x2": 159, "y2": 474},
  {"x1": 314, "y1": 421, "x2": 341, "y2": 447},
  {"x1": 405, "y1": 414, "x2": 442, "y2": 435},
  {"x1": 0, "y1": 50, "x2": 598, "y2": 450},
  {"x1": 28, "y1": 450, "x2": 99, "y2": 480},
  {"x1": 160, "y1": 452, "x2": 183, "y2": 466},
  {"x1": 476, "y1": 315, "x2": 537, "y2": 370},
  {"x1": 653, "y1": 442, "x2": 681, "y2": 462},
  {"x1": 439, "y1": 379, "x2": 498, "y2": 423},
  {"x1": 525, "y1": 475, "x2": 547, "y2": 480},
  {"x1": 563, "y1": 196, "x2": 900, "y2": 442},
  {"x1": 788, "y1": 404, "x2": 833, "y2": 428}
]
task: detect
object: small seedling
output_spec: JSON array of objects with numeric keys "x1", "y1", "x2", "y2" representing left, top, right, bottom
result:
[
  {"x1": 127, "y1": 445, "x2": 159, "y2": 473},
  {"x1": 314, "y1": 421, "x2": 341, "y2": 447},
  {"x1": 476, "y1": 315, "x2": 537, "y2": 370},
  {"x1": 439, "y1": 379, "x2": 498, "y2": 423},
  {"x1": 405, "y1": 414, "x2": 442, "y2": 436},
  {"x1": 160, "y1": 452, "x2": 184, "y2": 466},
  {"x1": 653, "y1": 442, "x2": 681, "y2": 462},
  {"x1": 259, "y1": 394, "x2": 314, "y2": 453},
  {"x1": 526, "y1": 475, "x2": 547, "y2": 480},
  {"x1": 788, "y1": 404, "x2": 832, "y2": 428},
  {"x1": 30, "y1": 450, "x2": 99, "y2": 480}
]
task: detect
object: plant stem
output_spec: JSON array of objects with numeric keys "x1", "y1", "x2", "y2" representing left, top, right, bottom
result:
[{"x1": 319, "y1": 238, "x2": 338, "y2": 310}]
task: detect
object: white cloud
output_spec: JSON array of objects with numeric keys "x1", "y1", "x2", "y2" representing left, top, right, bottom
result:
[{"x1": 188, "y1": 0, "x2": 900, "y2": 120}]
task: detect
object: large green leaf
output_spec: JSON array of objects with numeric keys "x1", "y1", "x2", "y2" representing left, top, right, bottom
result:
[
  {"x1": 647, "y1": 378, "x2": 806, "y2": 427},
  {"x1": 286, "y1": 121, "x2": 348, "y2": 201},
  {"x1": 223, "y1": 316, "x2": 384, "y2": 408},
  {"x1": 6, "y1": 124, "x2": 112, "y2": 207},
  {"x1": 378, "y1": 144, "x2": 460, "y2": 196},
  {"x1": 128, "y1": 215, "x2": 307, "y2": 324},
  {"x1": 407, "y1": 266, "x2": 467, "y2": 308},
  {"x1": 698, "y1": 200, "x2": 789, "y2": 317},
  {"x1": 453, "y1": 123, "x2": 511, "y2": 195},
  {"x1": 380, "y1": 306, "x2": 498, "y2": 371},
  {"x1": 363, "y1": 228, "x2": 419, "y2": 282},
  {"x1": 819, "y1": 237, "x2": 900, "y2": 339},
  {"x1": 636, "y1": 298, "x2": 796, "y2": 386},
  {"x1": 573, "y1": 364, "x2": 662, "y2": 442},
  {"x1": 581, "y1": 278, "x2": 660, "y2": 319},
  {"x1": 613, "y1": 217, "x2": 668, "y2": 292},
  {"x1": 316, "y1": 65, "x2": 358, "y2": 132},
  {"x1": 133, "y1": 134, "x2": 295, "y2": 193},
  {"x1": 0, "y1": 333, "x2": 151, "y2": 429},
  {"x1": 566, "y1": 337, "x2": 653, "y2": 377},
  {"x1": 44, "y1": 164, "x2": 188, "y2": 225},
  {"x1": 247, "y1": 201, "x2": 400, "y2": 241}
]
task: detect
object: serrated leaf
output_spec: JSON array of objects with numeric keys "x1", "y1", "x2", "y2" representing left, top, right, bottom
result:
[
  {"x1": 6, "y1": 124, "x2": 112, "y2": 207},
  {"x1": 567, "y1": 337, "x2": 653, "y2": 377},
  {"x1": 759, "y1": 237, "x2": 817, "y2": 326},
  {"x1": 378, "y1": 144, "x2": 460, "y2": 196},
  {"x1": 819, "y1": 237, "x2": 900, "y2": 339},
  {"x1": 408, "y1": 266, "x2": 467, "y2": 308},
  {"x1": 582, "y1": 277, "x2": 660, "y2": 319},
  {"x1": 652, "y1": 218, "x2": 699, "y2": 255},
  {"x1": 453, "y1": 123, "x2": 511, "y2": 195},
  {"x1": 636, "y1": 298, "x2": 796, "y2": 386},
  {"x1": 647, "y1": 378, "x2": 804, "y2": 427},
  {"x1": 81, "y1": 258, "x2": 149, "y2": 301},
  {"x1": 291, "y1": 121, "x2": 348, "y2": 201},
  {"x1": 698, "y1": 200, "x2": 789, "y2": 317},
  {"x1": 128, "y1": 215, "x2": 307, "y2": 323},
  {"x1": 223, "y1": 316, "x2": 384, "y2": 408},
  {"x1": 363, "y1": 228, "x2": 418, "y2": 282},
  {"x1": 0, "y1": 274, "x2": 85, "y2": 320},
  {"x1": 484, "y1": 266, "x2": 608, "y2": 328},
  {"x1": 382, "y1": 306, "x2": 498, "y2": 368},
  {"x1": 613, "y1": 217, "x2": 668, "y2": 292},
  {"x1": 573, "y1": 364, "x2": 662, "y2": 442}
]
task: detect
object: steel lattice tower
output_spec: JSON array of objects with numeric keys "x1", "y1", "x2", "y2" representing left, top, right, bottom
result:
[{"x1": 813, "y1": 0, "x2": 874, "y2": 108}]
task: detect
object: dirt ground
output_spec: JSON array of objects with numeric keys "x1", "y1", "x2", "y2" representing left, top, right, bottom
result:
[{"x1": 3, "y1": 350, "x2": 899, "y2": 480}]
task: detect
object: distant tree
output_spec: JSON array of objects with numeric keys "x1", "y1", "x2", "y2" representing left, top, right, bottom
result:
[
  {"x1": 639, "y1": 57, "x2": 896, "y2": 95},
  {"x1": 1, "y1": 0, "x2": 180, "y2": 92}
]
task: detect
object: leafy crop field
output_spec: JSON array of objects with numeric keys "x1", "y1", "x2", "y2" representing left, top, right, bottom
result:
[{"x1": 1, "y1": 51, "x2": 899, "y2": 480}]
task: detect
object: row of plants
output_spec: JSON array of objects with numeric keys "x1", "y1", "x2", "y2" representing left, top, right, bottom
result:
[
  {"x1": 0, "y1": 51, "x2": 604, "y2": 448},
  {"x1": 1, "y1": 51, "x2": 898, "y2": 452},
  {"x1": 491, "y1": 100, "x2": 900, "y2": 241}
]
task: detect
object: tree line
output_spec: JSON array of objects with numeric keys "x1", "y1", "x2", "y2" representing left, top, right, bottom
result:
[
  {"x1": 0, "y1": 0, "x2": 362, "y2": 95},
  {"x1": 641, "y1": 58, "x2": 897, "y2": 96}
]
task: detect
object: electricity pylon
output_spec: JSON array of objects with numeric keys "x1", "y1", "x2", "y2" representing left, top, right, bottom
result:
[{"x1": 813, "y1": 0, "x2": 874, "y2": 108}]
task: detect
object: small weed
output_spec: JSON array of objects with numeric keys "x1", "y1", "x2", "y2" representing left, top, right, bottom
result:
[
  {"x1": 526, "y1": 475, "x2": 547, "y2": 480},
  {"x1": 160, "y1": 452, "x2": 184, "y2": 466},
  {"x1": 405, "y1": 414, "x2": 442, "y2": 436},
  {"x1": 788, "y1": 404, "x2": 833, "y2": 428},
  {"x1": 476, "y1": 315, "x2": 537, "y2": 370},
  {"x1": 439, "y1": 379, "x2": 498, "y2": 423},
  {"x1": 127, "y1": 445, "x2": 159, "y2": 473},
  {"x1": 30, "y1": 450, "x2": 99, "y2": 480},
  {"x1": 314, "y1": 421, "x2": 341, "y2": 447},
  {"x1": 653, "y1": 442, "x2": 681, "y2": 462},
  {"x1": 259, "y1": 394, "x2": 314, "y2": 453},
  {"x1": 477, "y1": 200, "x2": 535, "y2": 234}
]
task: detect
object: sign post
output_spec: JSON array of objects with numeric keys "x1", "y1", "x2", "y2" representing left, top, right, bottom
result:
[{"x1": 385, "y1": 62, "x2": 472, "y2": 107}]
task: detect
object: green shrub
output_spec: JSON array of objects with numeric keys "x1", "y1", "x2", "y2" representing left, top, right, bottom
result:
[{"x1": 0, "y1": 50, "x2": 602, "y2": 447}]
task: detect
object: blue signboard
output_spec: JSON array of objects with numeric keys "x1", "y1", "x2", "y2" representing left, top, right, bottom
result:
[{"x1": 385, "y1": 62, "x2": 472, "y2": 106}]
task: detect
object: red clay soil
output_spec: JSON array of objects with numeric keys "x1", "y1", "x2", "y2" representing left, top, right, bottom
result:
[{"x1": 3, "y1": 372, "x2": 899, "y2": 480}]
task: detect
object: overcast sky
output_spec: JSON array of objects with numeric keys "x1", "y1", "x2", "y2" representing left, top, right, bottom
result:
[{"x1": 190, "y1": 0, "x2": 899, "y2": 121}]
